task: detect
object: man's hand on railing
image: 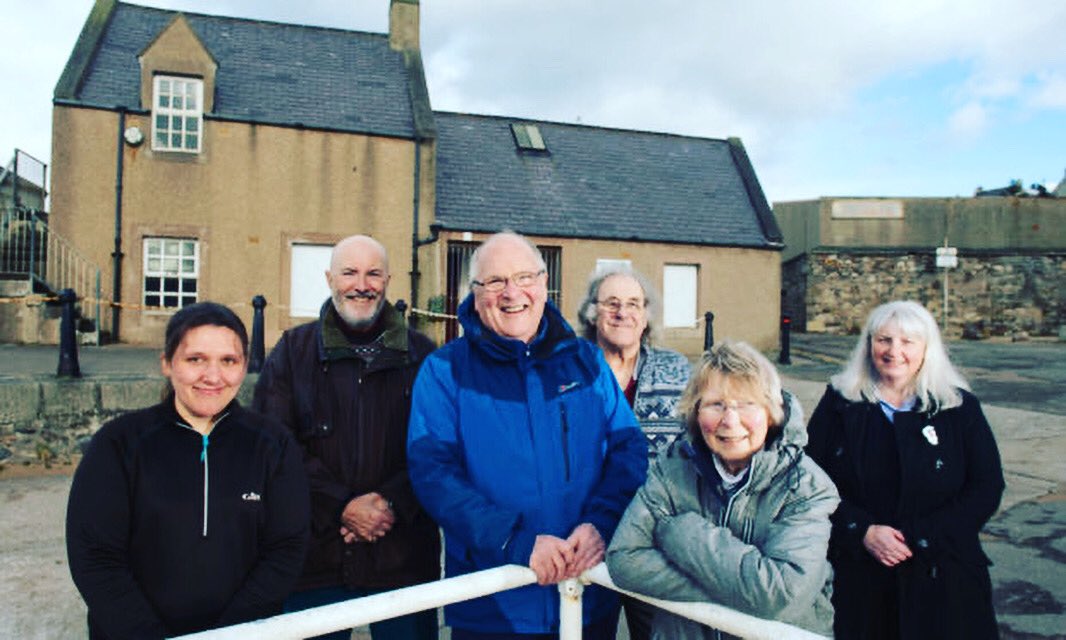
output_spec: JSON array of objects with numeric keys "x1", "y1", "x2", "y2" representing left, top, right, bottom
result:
[
  {"x1": 529, "y1": 523, "x2": 605, "y2": 585},
  {"x1": 530, "y1": 534, "x2": 575, "y2": 585},
  {"x1": 565, "y1": 523, "x2": 604, "y2": 578}
]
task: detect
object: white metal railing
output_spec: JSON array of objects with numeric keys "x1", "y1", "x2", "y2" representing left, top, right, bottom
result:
[{"x1": 174, "y1": 562, "x2": 826, "y2": 640}]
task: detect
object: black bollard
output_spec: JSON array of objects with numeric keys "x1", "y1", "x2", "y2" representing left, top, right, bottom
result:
[
  {"x1": 248, "y1": 295, "x2": 267, "y2": 374},
  {"x1": 395, "y1": 299, "x2": 407, "y2": 318},
  {"x1": 779, "y1": 315, "x2": 792, "y2": 365},
  {"x1": 703, "y1": 311, "x2": 715, "y2": 351},
  {"x1": 57, "y1": 288, "x2": 82, "y2": 378}
]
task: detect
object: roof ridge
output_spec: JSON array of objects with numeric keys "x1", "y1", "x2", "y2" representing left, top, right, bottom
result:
[
  {"x1": 433, "y1": 109, "x2": 731, "y2": 144},
  {"x1": 117, "y1": 0, "x2": 389, "y2": 40}
]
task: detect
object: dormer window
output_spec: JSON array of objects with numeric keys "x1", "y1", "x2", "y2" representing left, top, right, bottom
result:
[{"x1": 152, "y1": 75, "x2": 203, "y2": 152}]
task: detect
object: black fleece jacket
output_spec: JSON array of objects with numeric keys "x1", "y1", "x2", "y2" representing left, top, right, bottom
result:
[{"x1": 66, "y1": 400, "x2": 309, "y2": 639}]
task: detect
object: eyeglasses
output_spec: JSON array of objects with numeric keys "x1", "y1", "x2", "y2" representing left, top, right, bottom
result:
[
  {"x1": 699, "y1": 400, "x2": 764, "y2": 419},
  {"x1": 597, "y1": 298, "x2": 645, "y2": 314},
  {"x1": 471, "y1": 269, "x2": 545, "y2": 293}
]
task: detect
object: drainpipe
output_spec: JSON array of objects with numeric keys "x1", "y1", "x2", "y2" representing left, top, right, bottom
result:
[
  {"x1": 410, "y1": 136, "x2": 442, "y2": 327},
  {"x1": 410, "y1": 136, "x2": 422, "y2": 313},
  {"x1": 112, "y1": 108, "x2": 125, "y2": 341}
]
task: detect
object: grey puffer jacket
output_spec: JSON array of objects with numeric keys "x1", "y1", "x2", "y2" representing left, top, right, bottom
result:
[{"x1": 606, "y1": 392, "x2": 839, "y2": 639}]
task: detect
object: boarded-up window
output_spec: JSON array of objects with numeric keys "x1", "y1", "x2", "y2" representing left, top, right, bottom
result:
[
  {"x1": 290, "y1": 244, "x2": 332, "y2": 318},
  {"x1": 663, "y1": 264, "x2": 698, "y2": 328},
  {"x1": 595, "y1": 258, "x2": 631, "y2": 274}
]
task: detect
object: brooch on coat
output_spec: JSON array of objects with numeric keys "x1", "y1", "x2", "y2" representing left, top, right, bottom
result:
[{"x1": 921, "y1": 425, "x2": 939, "y2": 446}]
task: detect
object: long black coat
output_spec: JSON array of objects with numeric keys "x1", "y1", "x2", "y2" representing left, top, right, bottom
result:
[
  {"x1": 806, "y1": 386, "x2": 1004, "y2": 640},
  {"x1": 253, "y1": 300, "x2": 440, "y2": 591}
]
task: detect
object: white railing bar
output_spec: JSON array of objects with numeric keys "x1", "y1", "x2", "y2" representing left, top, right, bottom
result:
[
  {"x1": 557, "y1": 578, "x2": 584, "y2": 640},
  {"x1": 174, "y1": 564, "x2": 538, "y2": 640},
  {"x1": 174, "y1": 562, "x2": 825, "y2": 640},
  {"x1": 583, "y1": 563, "x2": 828, "y2": 640}
]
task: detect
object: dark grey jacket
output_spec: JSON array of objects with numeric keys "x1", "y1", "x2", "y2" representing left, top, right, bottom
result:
[{"x1": 607, "y1": 393, "x2": 838, "y2": 639}]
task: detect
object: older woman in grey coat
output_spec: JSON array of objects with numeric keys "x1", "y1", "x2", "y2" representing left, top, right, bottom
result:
[{"x1": 607, "y1": 341, "x2": 838, "y2": 639}]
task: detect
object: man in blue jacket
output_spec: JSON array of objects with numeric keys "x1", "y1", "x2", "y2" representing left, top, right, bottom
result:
[{"x1": 408, "y1": 231, "x2": 647, "y2": 639}]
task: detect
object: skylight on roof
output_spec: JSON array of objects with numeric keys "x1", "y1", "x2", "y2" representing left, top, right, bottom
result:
[{"x1": 511, "y1": 123, "x2": 547, "y2": 151}]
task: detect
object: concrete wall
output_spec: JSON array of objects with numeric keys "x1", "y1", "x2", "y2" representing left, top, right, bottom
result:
[
  {"x1": 50, "y1": 105, "x2": 438, "y2": 347},
  {"x1": 776, "y1": 197, "x2": 1066, "y2": 260},
  {"x1": 434, "y1": 231, "x2": 782, "y2": 357}
]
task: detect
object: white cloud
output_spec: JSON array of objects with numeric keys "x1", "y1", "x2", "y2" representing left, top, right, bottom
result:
[
  {"x1": 3, "y1": 0, "x2": 1065, "y2": 199},
  {"x1": 1028, "y1": 72, "x2": 1066, "y2": 109},
  {"x1": 947, "y1": 102, "x2": 990, "y2": 139}
]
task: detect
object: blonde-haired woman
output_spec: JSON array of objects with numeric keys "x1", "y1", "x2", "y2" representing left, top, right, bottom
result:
[
  {"x1": 607, "y1": 341, "x2": 838, "y2": 638},
  {"x1": 806, "y1": 300, "x2": 1004, "y2": 639}
]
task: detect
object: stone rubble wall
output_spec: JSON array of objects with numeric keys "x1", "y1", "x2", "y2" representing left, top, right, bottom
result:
[
  {"x1": 0, "y1": 377, "x2": 257, "y2": 469},
  {"x1": 785, "y1": 250, "x2": 1066, "y2": 338}
]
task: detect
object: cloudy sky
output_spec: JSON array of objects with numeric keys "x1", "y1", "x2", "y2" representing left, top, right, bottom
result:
[{"x1": 3, "y1": 0, "x2": 1064, "y2": 202}]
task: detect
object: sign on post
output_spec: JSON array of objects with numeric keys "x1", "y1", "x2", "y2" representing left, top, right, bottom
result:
[
  {"x1": 935, "y1": 246, "x2": 957, "y2": 332},
  {"x1": 936, "y1": 246, "x2": 958, "y2": 268}
]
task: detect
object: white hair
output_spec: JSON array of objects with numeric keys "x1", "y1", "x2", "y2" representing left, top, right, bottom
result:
[
  {"x1": 467, "y1": 231, "x2": 546, "y2": 286},
  {"x1": 832, "y1": 300, "x2": 969, "y2": 412},
  {"x1": 576, "y1": 265, "x2": 661, "y2": 344}
]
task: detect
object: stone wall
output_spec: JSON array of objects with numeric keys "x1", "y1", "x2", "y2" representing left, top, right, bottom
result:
[
  {"x1": 787, "y1": 249, "x2": 1066, "y2": 338},
  {"x1": 0, "y1": 376, "x2": 256, "y2": 469}
]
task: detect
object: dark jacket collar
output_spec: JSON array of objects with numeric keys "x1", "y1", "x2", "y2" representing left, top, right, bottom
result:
[
  {"x1": 316, "y1": 298, "x2": 410, "y2": 362},
  {"x1": 456, "y1": 293, "x2": 576, "y2": 362},
  {"x1": 159, "y1": 393, "x2": 240, "y2": 432}
]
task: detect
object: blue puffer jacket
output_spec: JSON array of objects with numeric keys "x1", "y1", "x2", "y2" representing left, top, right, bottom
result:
[{"x1": 408, "y1": 295, "x2": 647, "y2": 634}]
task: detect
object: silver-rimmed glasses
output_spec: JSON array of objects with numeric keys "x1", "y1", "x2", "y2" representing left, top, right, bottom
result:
[
  {"x1": 471, "y1": 269, "x2": 546, "y2": 292},
  {"x1": 699, "y1": 400, "x2": 764, "y2": 419},
  {"x1": 596, "y1": 298, "x2": 644, "y2": 314}
]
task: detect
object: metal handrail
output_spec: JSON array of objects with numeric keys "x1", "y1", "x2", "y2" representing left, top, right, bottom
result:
[
  {"x1": 582, "y1": 563, "x2": 827, "y2": 640},
  {"x1": 175, "y1": 564, "x2": 537, "y2": 640},
  {"x1": 0, "y1": 206, "x2": 108, "y2": 342},
  {"x1": 173, "y1": 562, "x2": 826, "y2": 640}
]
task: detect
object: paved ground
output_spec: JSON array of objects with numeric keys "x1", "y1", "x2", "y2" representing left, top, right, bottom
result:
[{"x1": 2, "y1": 336, "x2": 1065, "y2": 639}]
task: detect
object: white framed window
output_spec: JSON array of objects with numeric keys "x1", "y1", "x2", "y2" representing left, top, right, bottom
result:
[
  {"x1": 663, "y1": 264, "x2": 698, "y2": 328},
  {"x1": 290, "y1": 244, "x2": 333, "y2": 318},
  {"x1": 595, "y1": 258, "x2": 631, "y2": 274},
  {"x1": 152, "y1": 75, "x2": 203, "y2": 152},
  {"x1": 143, "y1": 237, "x2": 199, "y2": 309}
]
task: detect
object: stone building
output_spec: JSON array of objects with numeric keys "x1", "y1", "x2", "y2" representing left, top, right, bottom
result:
[
  {"x1": 776, "y1": 196, "x2": 1066, "y2": 338},
  {"x1": 47, "y1": 0, "x2": 783, "y2": 353},
  {"x1": 431, "y1": 113, "x2": 783, "y2": 354}
]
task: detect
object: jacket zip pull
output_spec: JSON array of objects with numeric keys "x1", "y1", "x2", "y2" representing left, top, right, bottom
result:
[
  {"x1": 560, "y1": 404, "x2": 571, "y2": 482},
  {"x1": 201, "y1": 434, "x2": 209, "y2": 538}
]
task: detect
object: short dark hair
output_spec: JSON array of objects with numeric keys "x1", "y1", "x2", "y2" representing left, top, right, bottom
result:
[{"x1": 163, "y1": 302, "x2": 249, "y2": 362}]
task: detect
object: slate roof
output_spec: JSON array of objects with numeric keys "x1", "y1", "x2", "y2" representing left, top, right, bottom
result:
[
  {"x1": 56, "y1": 1, "x2": 418, "y2": 139},
  {"x1": 433, "y1": 112, "x2": 782, "y2": 248}
]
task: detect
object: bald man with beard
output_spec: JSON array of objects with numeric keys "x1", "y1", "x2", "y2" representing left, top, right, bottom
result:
[{"x1": 254, "y1": 235, "x2": 440, "y2": 640}]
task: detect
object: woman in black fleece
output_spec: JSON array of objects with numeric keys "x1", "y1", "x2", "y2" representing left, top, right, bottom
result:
[{"x1": 66, "y1": 302, "x2": 309, "y2": 639}]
